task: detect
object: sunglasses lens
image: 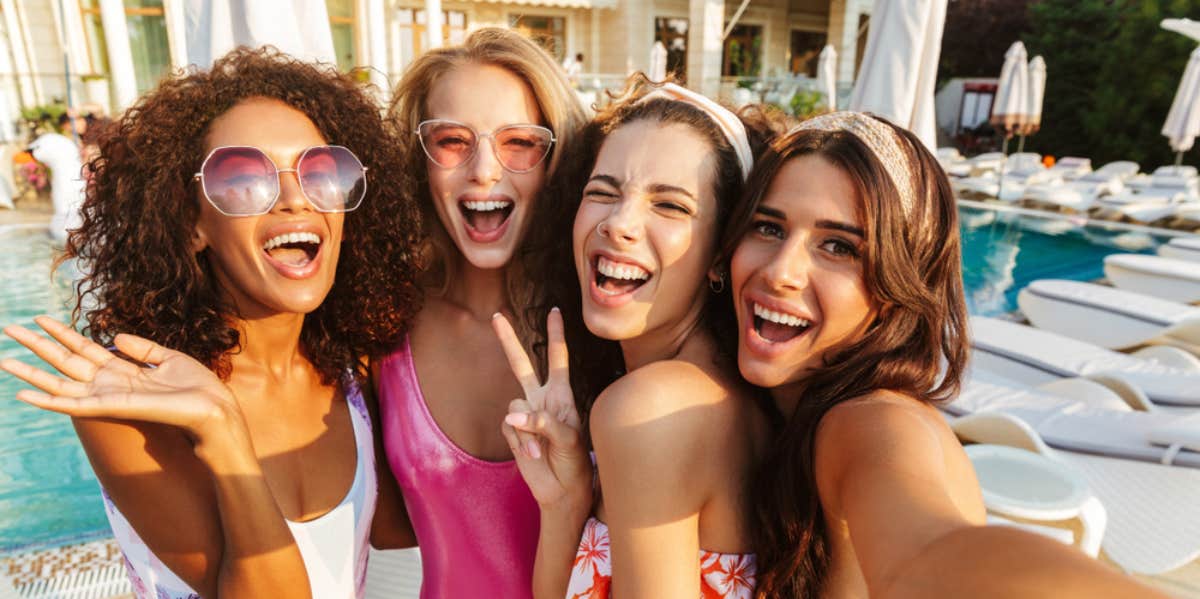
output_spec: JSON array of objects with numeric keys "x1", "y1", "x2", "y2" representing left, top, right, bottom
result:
[
  {"x1": 298, "y1": 146, "x2": 366, "y2": 212},
  {"x1": 494, "y1": 126, "x2": 553, "y2": 172},
  {"x1": 200, "y1": 147, "x2": 278, "y2": 215},
  {"x1": 419, "y1": 121, "x2": 477, "y2": 169}
]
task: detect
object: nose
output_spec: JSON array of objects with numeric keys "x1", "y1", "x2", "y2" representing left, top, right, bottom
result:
[
  {"x1": 466, "y1": 135, "x2": 504, "y2": 183},
  {"x1": 761, "y1": 240, "x2": 808, "y2": 292},
  {"x1": 273, "y1": 168, "x2": 311, "y2": 214},
  {"x1": 597, "y1": 199, "x2": 643, "y2": 244}
]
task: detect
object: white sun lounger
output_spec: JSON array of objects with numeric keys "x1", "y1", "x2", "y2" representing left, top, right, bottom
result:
[
  {"x1": 955, "y1": 153, "x2": 1049, "y2": 201},
  {"x1": 951, "y1": 408, "x2": 1200, "y2": 575},
  {"x1": 969, "y1": 315, "x2": 1200, "y2": 407},
  {"x1": 949, "y1": 371, "x2": 1200, "y2": 467},
  {"x1": 1021, "y1": 161, "x2": 1139, "y2": 213},
  {"x1": 1017, "y1": 279, "x2": 1200, "y2": 351},
  {"x1": 1104, "y1": 253, "x2": 1200, "y2": 303},
  {"x1": 365, "y1": 548, "x2": 422, "y2": 599},
  {"x1": 1159, "y1": 236, "x2": 1200, "y2": 262}
]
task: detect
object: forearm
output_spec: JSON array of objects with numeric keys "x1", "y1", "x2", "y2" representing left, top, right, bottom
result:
[
  {"x1": 197, "y1": 438, "x2": 312, "y2": 599},
  {"x1": 880, "y1": 526, "x2": 1166, "y2": 599},
  {"x1": 532, "y1": 501, "x2": 591, "y2": 599}
]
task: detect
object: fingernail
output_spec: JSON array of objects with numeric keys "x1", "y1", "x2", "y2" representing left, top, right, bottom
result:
[
  {"x1": 526, "y1": 439, "x2": 541, "y2": 459},
  {"x1": 492, "y1": 312, "x2": 502, "y2": 320},
  {"x1": 505, "y1": 413, "x2": 528, "y2": 427},
  {"x1": 551, "y1": 307, "x2": 560, "y2": 313}
]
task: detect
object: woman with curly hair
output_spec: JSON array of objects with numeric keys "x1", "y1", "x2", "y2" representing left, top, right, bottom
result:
[
  {"x1": 0, "y1": 48, "x2": 421, "y2": 598},
  {"x1": 491, "y1": 76, "x2": 782, "y2": 598},
  {"x1": 724, "y1": 113, "x2": 1161, "y2": 598},
  {"x1": 374, "y1": 27, "x2": 588, "y2": 598}
]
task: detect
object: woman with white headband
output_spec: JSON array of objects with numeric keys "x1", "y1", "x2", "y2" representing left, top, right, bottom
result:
[
  {"x1": 721, "y1": 112, "x2": 1161, "y2": 598},
  {"x1": 491, "y1": 77, "x2": 781, "y2": 598}
]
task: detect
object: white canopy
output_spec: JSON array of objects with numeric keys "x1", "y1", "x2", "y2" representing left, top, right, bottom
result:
[
  {"x1": 1023, "y1": 55, "x2": 1046, "y2": 135},
  {"x1": 816, "y1": 44, "x2": 838, "y2": 111},
  {"x1": 183, "y1": 0, "x2": 337, "y2": 68},
  {"x1": 847, "y1": 0, "x2": 947, "y2": 150},
  {"x1": 990, "y1": 41, "x2": 1029, "y2": 134},
  {"x1": 1163, "y1": 46, "x2": 1200, "y2": 153},
  {"x1": 1163, "y1": 18, "x2": 1200, "y2": 42}
]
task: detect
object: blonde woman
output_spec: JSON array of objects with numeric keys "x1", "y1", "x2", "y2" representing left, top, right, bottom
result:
[{"x1": 373, "y1": 27, "x2": 588, "y2": 598}]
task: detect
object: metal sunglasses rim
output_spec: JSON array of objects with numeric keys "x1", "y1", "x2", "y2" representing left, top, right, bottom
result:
[
  {"x1": 414, "y1": 118, "x2": 556, "y2": 174},
  {"x1": 192, "y1": 144, "x2": 369, "y2": 217}
]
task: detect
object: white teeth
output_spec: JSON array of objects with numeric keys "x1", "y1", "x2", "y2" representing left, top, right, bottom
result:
[
  {"x1": 753, "y1": 303, "x2": 810, "y2": 328},
  {"x1": 596, "y1": 256, "x2": 650, "y2": 281},
  {"x1": 463, "y1": 200, "x2": 513, "y2": 212},
  {"x1": 262, "y1": 231, "x2": 322, "y2": 251}
]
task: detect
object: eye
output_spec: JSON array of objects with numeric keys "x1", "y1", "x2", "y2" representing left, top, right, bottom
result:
[
  {"x1": 583, "y1": 186, "x2": 619, "y2": 202},
  {"x1": 654, "y1": 201, "x2": 692, "y2": 215},
  {"x1": 436, "y1": 135, "x2": 471, "y2": 149},
  {"x1": 751, "y1": 220, "x2": 784, "y2": 239},
  {"x1": 502, "y1": 136, "x2": 538, "y2": 149},
  {"x1": 820, "y1": 238, "x2": 860, "y2": 258}
]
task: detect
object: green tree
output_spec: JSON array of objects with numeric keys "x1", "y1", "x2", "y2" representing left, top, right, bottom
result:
[{"x1": 1023, "y1": 0, "x2": 1200, "y2": 168}]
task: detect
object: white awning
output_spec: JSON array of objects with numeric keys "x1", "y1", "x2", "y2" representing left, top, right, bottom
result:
[{"x1": 476, "y1": 0, "x2": 616, "y2": 8}]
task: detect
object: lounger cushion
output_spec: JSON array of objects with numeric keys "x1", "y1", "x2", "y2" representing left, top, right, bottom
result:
[
  {"x1": 1145, "y1": 411, "x2": 1200, "y2": 453},
  {"x1": 970, "y1": 316, "x2": 1200, "y2": 406},
  {"x1": 1104, "y1": 254, "x2": 1200, "y2": 283},
  {"x1": 1023, "y1": 280, "x2": 1197, "y2": 327}
]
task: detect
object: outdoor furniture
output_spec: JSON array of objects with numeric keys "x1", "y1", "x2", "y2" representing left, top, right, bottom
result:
[
  {"x1": 1021, "y1": 160, "x2": 1140, "y2": 213},
  {"x1": 1018, "y1": 279, "x2": 1200, "y2": 351},
  {"x1": 1159, "y1": 236, "x2": 1200, "y2": 262},
  {"x1": 1105, "y1": 253, "x2": 1200, "y2": 303},
  {"x1": 969, "y1": 315, "x2": 1200, "y2": 408}
]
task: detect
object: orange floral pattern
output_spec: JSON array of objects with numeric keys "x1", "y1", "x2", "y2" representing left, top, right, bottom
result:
[{"x1": 565, "y1": 518, "x2": 755, "y2": 599}]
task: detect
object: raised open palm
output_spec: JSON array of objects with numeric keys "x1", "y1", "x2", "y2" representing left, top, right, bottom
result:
[
  {"x1": 1, "y1": 316, "x2": 244, "y2": 445},
  {"x1": 492, "y1": 308, "x2": 591, "y2": 509}
]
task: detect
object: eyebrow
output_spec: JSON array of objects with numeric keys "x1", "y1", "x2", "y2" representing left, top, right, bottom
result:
[
  {"x1": 587, "y1": 176, "x2": 698, "y2": 201},
  {"x1": 754, "y1": 206, "x2": 865, "y2": 238}
]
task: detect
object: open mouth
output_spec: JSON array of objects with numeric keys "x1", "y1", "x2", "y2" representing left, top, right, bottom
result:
[
  {"x1": 593, "y1": 255, "x2": 651, "y2": 296},
  {"x1": 262, "y1": 231, "x2": 322, "y2": 268},
  {"x1": 460, "y1": 199, "x2": 514, "y2": 235},
  {"x1": 752, "y1": 302, "x2": 812, "y2": 343}
]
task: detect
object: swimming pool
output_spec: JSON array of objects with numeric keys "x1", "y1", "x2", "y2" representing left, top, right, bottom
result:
[{"x1": 0, "y1": 205, "x2": 1178, "y2": 554}]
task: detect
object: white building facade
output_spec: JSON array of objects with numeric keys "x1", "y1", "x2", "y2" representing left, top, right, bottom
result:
[{"x1": 0, "y1": 0, "x2": 874, "y2": 127}]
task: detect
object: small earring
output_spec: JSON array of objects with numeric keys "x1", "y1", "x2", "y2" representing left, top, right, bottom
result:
[{"x1": 709, "y1": 273, "x2": 725, "y2": 293}]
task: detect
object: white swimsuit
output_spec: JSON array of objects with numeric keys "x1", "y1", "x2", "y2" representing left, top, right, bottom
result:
[{"x1": 101, "y1": 379, "x2": 377, "y2": 599}]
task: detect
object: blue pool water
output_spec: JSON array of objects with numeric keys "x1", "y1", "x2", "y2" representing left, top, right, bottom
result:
[{"x1": 0, "y1": 207, "x2": 1177, "y2": 554}]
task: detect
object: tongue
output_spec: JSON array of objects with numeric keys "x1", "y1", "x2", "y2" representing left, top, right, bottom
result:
[
  {"x1": 268, "y1": 246, "x2": 312, "y2": 267},
  {"x1": 466, "y1": 210, "x2": 508, "y2": 233},
  {"x1": 600, "y1": 276, "x2": 643, "y2": 294},
  {"x1": 759, "y1": 319, "x2": 803, "y2": 343}
]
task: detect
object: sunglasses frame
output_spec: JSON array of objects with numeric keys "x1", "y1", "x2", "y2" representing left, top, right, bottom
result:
[
  {"x1": 192, "y1": 145, "x2": 368, "y2": 217},
  {"x1": 415, "y1": 119, "x2": 556, "y2": 174}
]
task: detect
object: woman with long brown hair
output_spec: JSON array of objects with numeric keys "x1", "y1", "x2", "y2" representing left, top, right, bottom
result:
[{"x1": 723, "y1": 112, "x2": 1162, "y2": 598}]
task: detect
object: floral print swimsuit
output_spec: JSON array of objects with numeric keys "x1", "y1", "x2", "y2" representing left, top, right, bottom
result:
[{"x1": 564, "y1": 517, "x2": 757, "y2": 599}]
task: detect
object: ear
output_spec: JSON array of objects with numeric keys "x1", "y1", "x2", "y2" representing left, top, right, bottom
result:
[{"x1": 190, "y1": 225, "x2": 209, "y2": 253}]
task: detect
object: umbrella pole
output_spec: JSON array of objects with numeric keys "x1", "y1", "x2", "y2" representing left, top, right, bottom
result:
[
  {"x1": 1017, "y1": 134, "x2": 1026, "y2": 154},
  {"x1": 1176, "y1": 151, "x2": 1185, "y2": 166},
  {"x1": 998, "y1": 134, "x2": 1010, "y2": 201}
]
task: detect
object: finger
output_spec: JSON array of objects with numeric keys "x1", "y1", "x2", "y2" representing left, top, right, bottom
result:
[
  {"x1": 4, "y1": 324, "x2": 99, "y2": 381},
  {"x1": 506, "y1": 409, "x2": 580, "y2": 452},
  {"x1": 501, "y1": 421, "x2": 524, "y2": 458},
  {"x1": 112, "y1": 333, "x2": 175, "y2": 367},
  {"x1": 33, "y1": 316, "x2": 134, "y2": 375},
  {"x1": 14, "y1": 388, "x2": 198, "y2": 427},
  {"x1": 1, "y1": 358, "x2": 91, "y2": 397},
  {"x1": 546, "y1": 308, "x2": 569, "y2": 383},
  {"x1": 491, "y1": 313, "x2": 540, "y2": 398},
  {"x1": 506, "y1": 398, "x2": 541, "y2": 459}
]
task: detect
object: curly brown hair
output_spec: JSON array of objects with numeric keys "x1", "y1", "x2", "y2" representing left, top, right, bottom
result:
[{"x1": 65, "y1": 47, "x2": 423, "y2": 385}]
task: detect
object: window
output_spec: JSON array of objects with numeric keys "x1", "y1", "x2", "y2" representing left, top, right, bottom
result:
[
  {"x1": 722, "y1": 24, "x2": 762, "y2": 77},
  {"x1": 327, "y1": 0, "x2": 356, "y2": 71},
  {"x1": 789, "y1": 30, "x2": 825, "y2": 77},
  {"x1": 394, "y1": 9, "x2": 467, "y2": 70},
  {"x1": 79, "y1": 0, "x2": 170, "y2": 94},
  {"x1": 508, "y1": 14, "x2": 565, "y2": 62},
  {"x1": 653, "y1": 17, "x2": 688, "y2": 82}
]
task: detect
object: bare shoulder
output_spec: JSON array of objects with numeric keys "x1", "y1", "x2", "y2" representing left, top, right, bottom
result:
[
  {"x1": 816, "y1": 390, "x2": 949, "y2": 457},
  {"x1": 589, "y1": 359, "x2": 739, "y2": 440}
]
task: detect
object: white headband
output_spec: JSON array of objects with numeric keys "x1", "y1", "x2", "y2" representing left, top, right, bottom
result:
[
  {"x1": 638, "y1": 83, "x2": 754, "y2": 180},
  {"x1": 789, "y1": 112, "x2": 916, "y2": 215}
]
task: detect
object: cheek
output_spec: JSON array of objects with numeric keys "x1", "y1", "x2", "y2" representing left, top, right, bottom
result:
[
  {"x1": 573, "y1": 203, "x2": 601, "y2": 264},
  {"x1": 824, "y1": 271, "x2": 873, "y2": 333}
]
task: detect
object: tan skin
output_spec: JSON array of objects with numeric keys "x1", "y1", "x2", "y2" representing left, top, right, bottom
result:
[
  {"x1": 0, "y1": 97, "x2": 418, "y2": 595},
  {"x1": 496, "y1": 121, "x2": 770, "y2": 598},
  {"x1": 730, "y1": 154, "x2": 1164, "y2": 598}
]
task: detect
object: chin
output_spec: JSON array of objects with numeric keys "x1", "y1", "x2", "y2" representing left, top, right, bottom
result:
[
  {"x1": 459, "y1": 244, "x2": 518, "y2": 270},
  {"x1": 581, "y1": 309, "x2": 638, "y2": 342}
]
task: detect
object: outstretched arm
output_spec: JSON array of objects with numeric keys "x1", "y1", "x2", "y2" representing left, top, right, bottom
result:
[
  {"x1": 817, "y1": 395, "x2": 1165, "y2": 599},
  {"x1": 2, "y1": 317, "x2": 312, "y2": 598}
]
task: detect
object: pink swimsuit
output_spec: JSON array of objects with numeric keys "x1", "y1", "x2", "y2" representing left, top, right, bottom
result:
[{"x1": 378, "y1": 338, "x2": 540, "y2": 599}]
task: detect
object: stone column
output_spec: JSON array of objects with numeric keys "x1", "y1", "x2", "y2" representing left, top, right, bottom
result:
[
  {"x1": 425, "y1": 0, "x2": 443, "y2": 51},
  {"x1": 162, "y1": 0, "x2": 188, "y2": 69},
  {"x1": 363, "y1": 0, "x2": 388, "y2": 93},
  {"x1": 1, "y1": 0, "x2": 39, "y2": 108},
  {"x1": 687, "y1": 0, "x2": 723, "y2": 97},
  {"x1": 98, "y1": 0, "x2": 138, "y2": 109}
]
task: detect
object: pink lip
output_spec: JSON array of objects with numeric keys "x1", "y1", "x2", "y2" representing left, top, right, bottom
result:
[
  {"x1": 584, "y1": 249, "x2": 653, "y2": 309},
  {"x1": 459, "y1": 193, "x2": 515, "y2": 244}
]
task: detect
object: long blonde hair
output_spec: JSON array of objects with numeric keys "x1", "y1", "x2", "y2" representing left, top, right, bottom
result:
[{"x1": 388, "y1": 27, "x2": 587, "y2": 319}]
